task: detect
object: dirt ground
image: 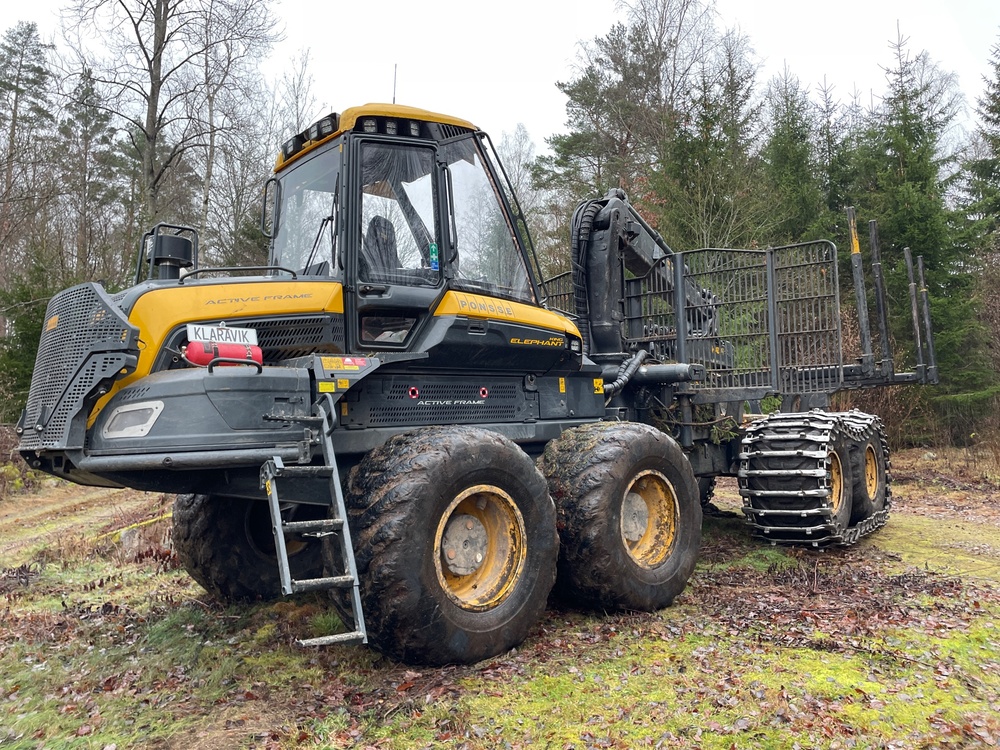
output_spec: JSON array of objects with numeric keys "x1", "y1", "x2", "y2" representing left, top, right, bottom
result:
[
  {"x1": 3, "y1": 446, "x2": 999, "y2": 595},
  {"x1": 2, "y1": 446, "x2": 999, "y2": 749}
]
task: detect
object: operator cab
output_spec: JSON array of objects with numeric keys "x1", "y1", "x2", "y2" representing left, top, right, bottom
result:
[{"x1": 269, "y1": 104, "x2": 540, "y2": 353}]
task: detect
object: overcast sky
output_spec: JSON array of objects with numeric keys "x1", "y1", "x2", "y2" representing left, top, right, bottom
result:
[{"x1": 11, "y1": 0, "x2": 1000, "y2": 147}]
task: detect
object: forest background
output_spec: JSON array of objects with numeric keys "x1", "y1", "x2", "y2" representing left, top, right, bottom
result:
[{"x1": 2, "y1": 0, "x2": 1000, "y2": 448}]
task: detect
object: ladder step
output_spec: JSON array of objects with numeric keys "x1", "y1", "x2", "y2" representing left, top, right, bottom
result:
[
  {"x1": 264, "y1": 414, "x2": 324, "y2": 425},
  {"x1": 263, "y1": 396, "x2": 367, "y2": 648},
  {"x1": 282, "y1": 518, "x2": 343, "y2": 534},
  {"x1": 290, "y1": 575, "x2": 355, "y2": 593},
  {"x1": 271, "y1": 465, "x2": 335, "y2": 479},
  {"x1": 297, "y1": 631, "x2": 367, "y2": 647}
]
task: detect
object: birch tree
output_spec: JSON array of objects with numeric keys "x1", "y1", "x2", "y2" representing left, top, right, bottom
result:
[{"x1": 65, "y1": 0, "x2": 278, "y2": 226}]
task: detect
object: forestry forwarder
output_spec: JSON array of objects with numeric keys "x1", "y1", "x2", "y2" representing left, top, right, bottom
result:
[{"x1": 17, "y1": 104, "x2": 937, "y2": 665}]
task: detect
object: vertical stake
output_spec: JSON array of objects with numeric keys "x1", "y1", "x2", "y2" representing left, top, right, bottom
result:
[{"x1": 846, "y1": 207, "x2": 874, "y2": 376}]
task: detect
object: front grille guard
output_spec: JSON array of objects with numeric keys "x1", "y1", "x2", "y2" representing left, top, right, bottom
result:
[{"x1": 17, "y1": 283, "x2": 139, "y2": 453}]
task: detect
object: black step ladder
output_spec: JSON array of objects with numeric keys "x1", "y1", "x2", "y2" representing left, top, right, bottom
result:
[{"x1": 260, "y1": 395, "x2": 366, "y2": 647}]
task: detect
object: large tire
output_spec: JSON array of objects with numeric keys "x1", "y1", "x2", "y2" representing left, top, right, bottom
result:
[
  {"x1": 173, "y1": 494, "x2": 324, "y2": 601},
  {"x1": 739, "y1": 412, "x2": 857, "y2": 543},
  {"x1": 848, "y1": 416, "x2": 890, "y2": 524},
  {"x1": 827, "y1": 432, "x2": 854, "y2": 531},
  {"x1": 538, "y1": 422, "x2": 701, "y2": 611},
  {"x1": 338, "y1": 426, "x2": 558, "y2": 666}
]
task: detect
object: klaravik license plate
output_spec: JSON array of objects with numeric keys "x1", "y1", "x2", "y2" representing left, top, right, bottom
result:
[{"x1": 186, "y1": 323, "x2": 259, "y2": 345}]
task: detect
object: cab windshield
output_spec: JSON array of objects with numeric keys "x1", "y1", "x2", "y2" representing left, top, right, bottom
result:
[
  {"x1": 272, "y1": 148, "x2": 341, "y2": 276},
  {"x1": 271, "y1": 131, "x2": 535, "y2": 306},
  {"x1": 441, "y1": 136, "x2": 534, "y2": 304},
  {"x1": 356, "y1": 137, "x2": 533, "y2": 301}
]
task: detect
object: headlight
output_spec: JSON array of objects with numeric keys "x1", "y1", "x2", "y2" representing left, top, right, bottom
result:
[{"x1": 102, "y1": 401, "x2": 165, "y2": 439}]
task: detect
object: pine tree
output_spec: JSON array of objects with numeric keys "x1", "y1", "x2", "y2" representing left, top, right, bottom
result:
[
  {"x1": 534, "y1": 20, "x2": 667, "y2": 203},
  {"x1": 533, "y1": 0, "x2": 719, "y2": 214},
  {"x1": 0, "y1": 21, "x2": 54, "y2": 257},
  {"x1": 0, "y1": 21, "x2": 54, "y2": 341},
  {"x1": 55, "y1": 67, "x2": 127, "y2": 285}
]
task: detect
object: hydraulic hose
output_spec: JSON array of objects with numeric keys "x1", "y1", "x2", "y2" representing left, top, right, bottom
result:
[
  {"x1": 603, "y1": 349, "x2": 649, "y2": 398},
  {"x1": 570, "y1": 199, "x2": 602, "y2": 356}
]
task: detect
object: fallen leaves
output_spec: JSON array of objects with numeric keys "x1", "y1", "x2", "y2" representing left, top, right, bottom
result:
[{"x1": 1, "y1": 449, "x2": 999, "y2": 749}]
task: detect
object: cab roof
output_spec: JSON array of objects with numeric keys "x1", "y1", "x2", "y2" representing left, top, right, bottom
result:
[{"x1": 274, "y1": 103, "x2": 478, "y2": 172}]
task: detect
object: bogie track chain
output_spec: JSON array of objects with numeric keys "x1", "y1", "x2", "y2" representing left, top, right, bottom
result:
[{"x1": 738, "y1": 410, "x2": 891, "y2": 547}]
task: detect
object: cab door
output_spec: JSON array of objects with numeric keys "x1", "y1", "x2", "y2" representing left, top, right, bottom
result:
[{"x1": 347, "y1": 139, "x2": 445, "y2": 351}]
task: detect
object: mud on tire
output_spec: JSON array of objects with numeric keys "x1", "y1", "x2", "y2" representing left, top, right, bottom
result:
[
  {"x1": 173, "y1": 494, "x2": 324, "y2": 601},
  {"x1": 538, "y1": 421, "x2": 701, "y2": 611},
  {"x1": 338, "y1": 426, "x2": 558, "y2": 666}
]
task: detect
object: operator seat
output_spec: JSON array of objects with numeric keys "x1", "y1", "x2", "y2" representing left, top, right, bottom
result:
[{"x1": 361, "y1": 216, "x2": 400, "y2": 283}]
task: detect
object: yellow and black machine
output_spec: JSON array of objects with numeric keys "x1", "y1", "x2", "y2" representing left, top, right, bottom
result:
[{"x1": 17, "y1": 104, "x2": 937, "y2": 664}]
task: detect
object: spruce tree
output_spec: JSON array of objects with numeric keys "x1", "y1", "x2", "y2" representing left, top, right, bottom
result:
[
  {"x1": 966, "y1": 37, "x2": 1000, "y2": 241},
  {"x1": 648, "y1": 30, "x2": 767, "y2": 250},
  {"x1": 762, "y1": 70, "x2": 824, "y2": 242},
  {"x1": 855, "y1": 33, "x2": 995, "y2": 439}
]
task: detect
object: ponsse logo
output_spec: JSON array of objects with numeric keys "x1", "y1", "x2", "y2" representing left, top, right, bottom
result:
[
  {"x1": 510, "y1": 336, "x2": 565, "y2": 347},
  {"x1": 456, "y1": 294, "x2": 515, "y2": 317}
]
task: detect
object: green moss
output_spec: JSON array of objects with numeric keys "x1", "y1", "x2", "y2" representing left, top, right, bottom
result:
[{"x1": 874, "y1": 512, "x2": 1000, "y2": 580}]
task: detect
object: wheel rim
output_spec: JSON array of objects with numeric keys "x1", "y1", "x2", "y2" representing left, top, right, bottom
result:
[
  {"x1": 434, "y1": 484, "x2": 526, "y2": 612},
  {"x1": 829, "y1": 451, "x2": 844, "y2": 515},
  {"x1": 619, "y1": 469, "x2": 678, "y2": 569},
  {"x1": 864, "y1": 444, "x2": 879, "y2": 498}
]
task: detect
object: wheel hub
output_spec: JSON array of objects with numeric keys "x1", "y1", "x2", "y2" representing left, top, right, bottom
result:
[
  {"x1": 441, "y1": 514, "x2": 488, "y2": 575},
  {"x1": 434, "y1": 485, "x2": 527, "y2": 611},
  {"x1": 622, "y1": 491, "x2": 650, "y2": 543},
  {"x1": 864, "y1": 444, "x2": 879, "y2": 497},
  {"x1": 620, "y1": 469, "x2": 678, "y2": 569},
  {"x1": 829, "y1": 450, "x2": 844, "y2": 514}
]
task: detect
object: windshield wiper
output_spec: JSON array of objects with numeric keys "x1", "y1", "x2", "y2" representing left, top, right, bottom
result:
[
  {"x1": 303, "y1": 178, "x2": 339, "y2": 274},
  {"x1": 303, "y1": 214, "x2": 334, "y2": 274}
]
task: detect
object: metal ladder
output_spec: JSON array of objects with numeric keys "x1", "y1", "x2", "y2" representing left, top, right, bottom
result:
[{"x1": 260, "y1": 395, "x2": 367, "y2": 646}]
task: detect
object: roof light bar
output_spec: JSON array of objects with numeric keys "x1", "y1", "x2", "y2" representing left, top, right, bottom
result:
[{"x1": 280, "y1": 112, "x2": 341, "y2": 163}]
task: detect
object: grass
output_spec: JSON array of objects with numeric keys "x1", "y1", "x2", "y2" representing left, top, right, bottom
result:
[{"x1": 1, "y1": 447, "x2": 999, "y2": 748}]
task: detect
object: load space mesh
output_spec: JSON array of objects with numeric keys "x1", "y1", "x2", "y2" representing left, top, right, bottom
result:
[
  {"x1": 622, "y1": 242, "x2": 842, "y2": 396},
  {"x1": 544, "y1": 243, "x2": 842, "y2": 396}
]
